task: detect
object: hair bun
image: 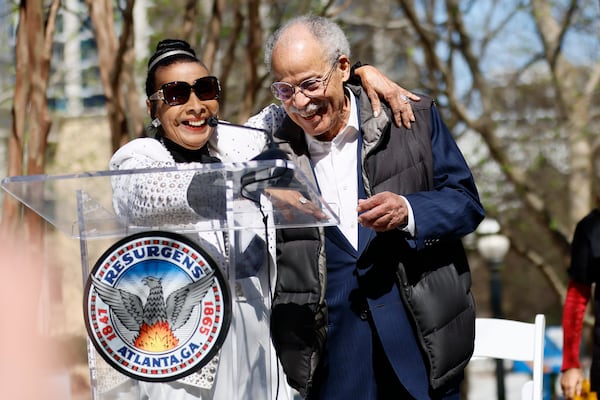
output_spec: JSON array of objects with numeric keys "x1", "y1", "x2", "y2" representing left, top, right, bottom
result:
[
  {"x1": 155, "y1": 39, "x2": 196, "y2": 57},
  {"x1": 147, "y1": 39, "x2": 198, "y2": 72}
]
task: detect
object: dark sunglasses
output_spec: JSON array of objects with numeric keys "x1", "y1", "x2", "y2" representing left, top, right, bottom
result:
[{"x1": 149, "y1": 76, "x2": 221, "y2": 106}]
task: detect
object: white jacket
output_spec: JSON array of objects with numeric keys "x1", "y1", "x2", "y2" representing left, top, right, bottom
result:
[{"x1": 103, "y1": 112, "x2": 293, "y2": 400}]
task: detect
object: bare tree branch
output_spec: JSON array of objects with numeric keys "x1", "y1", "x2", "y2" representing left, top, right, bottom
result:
[
  {"x1": 201, "y1": 0, "x2": 224, "y2": 71},
  {"x1": 240, "y1": 0, "x2": 261, "y2": 122},
  {"x1": 182, "y1": 0, "x2": 198, "y2": 47}
]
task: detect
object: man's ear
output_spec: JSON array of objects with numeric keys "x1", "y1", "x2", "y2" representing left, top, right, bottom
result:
[{"x1": 338, "y1": 55, "x2": 351, "y2": 82}]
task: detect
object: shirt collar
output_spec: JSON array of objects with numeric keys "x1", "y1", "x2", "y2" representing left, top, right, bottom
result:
[{"x1": 305, "y1": 88, "x2": 359, "y2": 156}]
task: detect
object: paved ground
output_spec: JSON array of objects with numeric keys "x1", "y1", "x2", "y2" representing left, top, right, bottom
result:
[
  {"x1": 468, "y1": 359, "x2": 533, "y2": 399},
  {"x1": 467, "y1": 358, "x2": 565, "y2": 400},
  {"x1": 289, "y1": 359, "x2": 544, "y2": 400}
]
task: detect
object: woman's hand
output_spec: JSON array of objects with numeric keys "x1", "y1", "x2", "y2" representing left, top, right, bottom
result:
[
  {"x1": 355, "y1": 65, "x2": 420, "y2": 129},
  {"x1": 265, "y1": 188, "x2": 329, "y2": 221},
  {"x1": 560, "y1": 368, "x2": 585, "y2": 399}
]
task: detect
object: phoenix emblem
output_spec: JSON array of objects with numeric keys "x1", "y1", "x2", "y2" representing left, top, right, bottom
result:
[
  {"x1": 91, "y1": 270, "x2": 214, "y2": 351},
  {"x1": 84, "y1": 231, "x2": 231, "y2": 382}
]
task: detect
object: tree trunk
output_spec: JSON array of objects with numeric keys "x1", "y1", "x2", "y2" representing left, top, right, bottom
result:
[
  {"x1": 2, "y1": 0, "x2": 59, "y2": 248},
  {"x1": 85, "y1": 0, "x2": 139, "y2": 152}
]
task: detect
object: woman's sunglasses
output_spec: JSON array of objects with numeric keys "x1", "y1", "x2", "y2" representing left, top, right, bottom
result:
[{"x1": 149, "y1": 76, "x2": 221, "y2": 106}]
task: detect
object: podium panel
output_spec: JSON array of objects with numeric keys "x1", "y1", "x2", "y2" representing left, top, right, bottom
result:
[{"x1": 2, "y1": 160, "x2": 338, "y2": 400}]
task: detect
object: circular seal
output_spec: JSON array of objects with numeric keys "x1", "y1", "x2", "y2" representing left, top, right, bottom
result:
[{"x1": 83, "y1": 231, "x2": 231, "y2": 382}]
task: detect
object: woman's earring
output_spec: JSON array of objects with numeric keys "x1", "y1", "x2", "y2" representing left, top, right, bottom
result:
[{"x1": 151, "y1": 118, "x2": 161, "y2": 128}]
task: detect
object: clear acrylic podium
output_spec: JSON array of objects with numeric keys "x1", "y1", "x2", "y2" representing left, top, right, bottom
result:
[{"x1": 1, "y1": 159, "x2": 338, "y2": 400}]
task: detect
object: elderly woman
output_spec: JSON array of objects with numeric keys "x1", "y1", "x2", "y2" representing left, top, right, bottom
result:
[
  {"x1": 106, "y1": 38, "x2": 415, "y2": 400},
  {"x1": 108, "y1": 39, "x2": 286, "y2": 400}
]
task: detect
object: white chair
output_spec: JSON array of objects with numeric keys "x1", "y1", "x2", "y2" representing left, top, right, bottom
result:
[{"x1": 472, "y1": 314, "x2": 546, "y2": 400}]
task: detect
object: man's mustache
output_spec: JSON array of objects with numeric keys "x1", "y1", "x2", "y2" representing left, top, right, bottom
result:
[{"x1": 288, "y1": 101, "x2": 325, "y2": 117}]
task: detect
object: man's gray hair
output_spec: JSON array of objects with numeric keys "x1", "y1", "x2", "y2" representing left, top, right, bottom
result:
[{"x1": 264, "y1": 15, "x2": 351, "y2": 72}]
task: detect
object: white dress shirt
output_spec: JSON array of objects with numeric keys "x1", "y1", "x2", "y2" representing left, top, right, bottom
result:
[{"x1": 306, "y1": 91, "x2": 360, "y2": 249}]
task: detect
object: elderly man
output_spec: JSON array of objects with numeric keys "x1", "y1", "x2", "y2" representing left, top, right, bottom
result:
[{"x1": 264, "y1": 15, "x2": 485, "y2": 400}]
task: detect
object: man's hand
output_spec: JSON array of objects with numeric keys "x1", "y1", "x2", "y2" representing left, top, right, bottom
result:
[
  {"x1": 355, "y1": 65, "x2": 421, "y2": 129},
  {"x1": 357, "y1": 191, "x2": 408, "y2": 232},
  {"x1": 560, "y1": 368, "x2": 585, "y2": 399}
]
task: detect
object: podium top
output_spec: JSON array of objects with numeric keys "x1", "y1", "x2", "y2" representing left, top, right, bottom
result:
[{"x1": 1, "y1": 160, "x2": 339, "y2": 239}]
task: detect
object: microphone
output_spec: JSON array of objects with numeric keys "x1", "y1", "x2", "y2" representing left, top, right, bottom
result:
[
  {"x1": 208, "y1": 117, "x2": 292, "y2": 202},
  {"x1": 207, "y1": 116, "x2": 288, "y2": 160},
  {"x1": 207, "y1": 115, "x2": 268, "y2": 137}
]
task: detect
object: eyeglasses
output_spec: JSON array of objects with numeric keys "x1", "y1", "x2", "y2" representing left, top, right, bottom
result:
[
  {"x1": 149, "y1": 76, "x2": 221, "y2": 106},
  {"x1": 270, "y1": 61, "x2": 338, "y2": 102}
]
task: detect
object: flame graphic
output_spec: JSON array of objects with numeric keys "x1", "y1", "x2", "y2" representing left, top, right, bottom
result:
[{"x1": 133, "y1": 321, "x2": 179, "y2": 351}]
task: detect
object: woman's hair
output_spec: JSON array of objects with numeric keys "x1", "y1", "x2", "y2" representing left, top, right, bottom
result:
[
  {"x1": 145, "y1": 39, "x2": 207, "y2": 97},
  {"x1": 264, "y1": 15, "x2": 350, "y2": 72}
]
